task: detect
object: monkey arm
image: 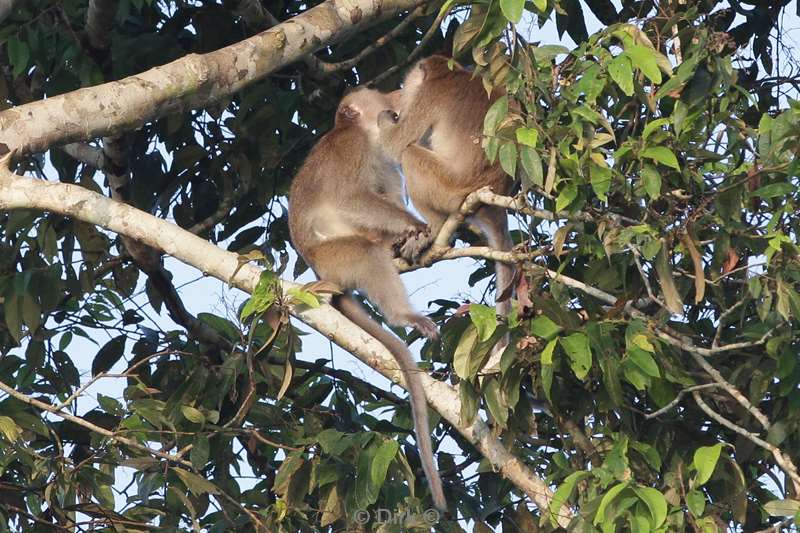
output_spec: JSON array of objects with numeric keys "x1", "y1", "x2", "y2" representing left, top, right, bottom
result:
[
  {"x1": 377, "y1": 111, "x2": 432, "y2": 161},
  {"x1": 339, "y1": 193, "x2": 428, "y2": 238}
]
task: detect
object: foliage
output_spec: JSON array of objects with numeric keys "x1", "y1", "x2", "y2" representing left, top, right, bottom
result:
[{"x1": 0, "y1": 0, "x2": 799, "y2": 531}]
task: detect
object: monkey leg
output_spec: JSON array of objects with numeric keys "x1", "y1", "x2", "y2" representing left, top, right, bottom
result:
[
  {"x1": 313, "y1": 238, "x2": 437, "y2": 339},
  {"x1": 401, "y1": 144, "x2": 473, "y2": 214}
]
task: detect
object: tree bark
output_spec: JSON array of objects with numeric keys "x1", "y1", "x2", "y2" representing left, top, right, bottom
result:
[{"x1": 0, "y1": 0, "x2": 424, "y2": 154}]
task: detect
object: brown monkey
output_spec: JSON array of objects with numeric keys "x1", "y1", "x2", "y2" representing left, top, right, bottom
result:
[
  {"x1": 288, "y1": 87, "x2": 446, "y2": 511},
  {"x1": 378, "y1": 55, "x2": 515, "y2": 318}
]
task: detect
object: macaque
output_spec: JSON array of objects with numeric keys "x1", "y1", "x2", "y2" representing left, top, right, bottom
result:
[
  {"x1": 378, "y1": 55, "x2": 514, "y2": 318},
  {"x1": 288, "y1": 87, "x2": 446, "y2": 511}
]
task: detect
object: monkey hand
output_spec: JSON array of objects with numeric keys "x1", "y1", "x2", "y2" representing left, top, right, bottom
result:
[
  {"x1": 393, "y1": 225, "x2": 431, "y2": 262},
  {"x1": 408, "y1": 314, "x2": 439, "y2": 340},
  {"x1": 398, "y1": 229, "x2": 434, "y2": 264}
]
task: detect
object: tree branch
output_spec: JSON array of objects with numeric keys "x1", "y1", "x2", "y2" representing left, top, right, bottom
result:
[
  {"x1": 0, "y1": 0, "x2": 18, "y2": 24},
  {"x1": 693, "y1": 391, "x2": 800, "y2": 494},
  {"x1": 0, "y1": 378, "x2": 193, "y2": 468},
  {"x1": 0, "y1": 0, "x2": 426, "y2": 155},
  {"x1": 0, "y1": 156, "x2": 571, "y2": 525}
]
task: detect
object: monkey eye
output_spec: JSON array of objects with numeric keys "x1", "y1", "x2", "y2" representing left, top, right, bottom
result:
[{"x1": 389, "y1": 111, "x2": 399, "y2": 123}]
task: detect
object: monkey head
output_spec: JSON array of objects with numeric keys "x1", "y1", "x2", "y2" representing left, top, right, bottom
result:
[{"x1": 335, "y1": 87, "x2": 396, "y2": 139}]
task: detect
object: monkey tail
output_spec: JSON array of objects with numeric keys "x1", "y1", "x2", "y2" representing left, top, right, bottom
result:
[
  {"x1": 473, "y1": 205, "x2": 515, "y2": 368},
  {"x1": 333, "y1": 293, "x2": 447, "y2": 512}
]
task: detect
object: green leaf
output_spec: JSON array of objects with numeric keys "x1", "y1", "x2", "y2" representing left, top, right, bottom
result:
[
  {"x1": 590, "y1": 162, "x2": 612, "y2": 202},
  {"x1": 630, "y1": 441, "x2": 662, "y2": 471},
  {"x1": 483, "y1": 95, "x2": 509, "y2": 137},
  {"x1": 516, "y1": 127, "x2": 539, "y2": 147},
  {"x1": 654, "y1": 247, "x2": 683, "y2": 315},
  {"x1": 7, "y1": 36, "x2": 30, "y2": 77},
  {"x1": 549, "y1": 471, "x2": 590, "y2": 526},
  {"x1": 287, "y1": 287, "x2": 320, "y2": 308},
  {"x1": 633, "y1": 486, "x2": 667, "y2": 528},
  {"x1": 91, "y1": 335, "x2": 127, "y2": 376},
  {"x1": 453, "y1": 324, "x2": 479, "y2": 380},
  {"x1": 751, "y1": 182, "x2": 795, "y2": 198},
  {"x1": 560, "y1": 332, "x2": 592, "y2": 380},
  {"x1": 555, "y1": 183, "x2": 578, "y2": 212},
  {"x1": 173, "y1": 468, "x2": 220, "y2": 496},
  {"x1": 532, "y1": 0, "x2": 547, "y2": 11},
  {"x1": 499, "y1": 141, "x2": 517, "y2": 177},
  {"x1": 627, "y1": 346, "x2": 660, "y2": 378},
  {"x1": 181, "y1": 405, "x2": 205, "y2": 424},
  {"x1": 608, "y1": 55, "x2": 634, "y2": 96},
  {"x1": 275, "y1": 452, "x2": 305, "y2": 497},
  {"x1": 241, "y1": 270, "x2": 277, "y2": 320},
  {"x1": 642, "y1": 118, "x2": 671, "y2": 142},
  {"x1": 0, "y1": 416, "x2": 22, "y2": 442},
  {"x1": 593, "y1": 482, "x2": 630, "y2": 525},
  {"x1": 625, "y1": 45, "x2": 662, "y2": 84},
  {"x1": 531, "y1": 316, "x2": 562, "y2": 340},
  {"x1": 500, "y1": 0, "x2": 524, "y2": 22},
  {"x1": 453, "y1": 324, "x2": 492, "y2": 380},
  {"x1": 686, "y1": 489, "x2": 706, "y2": 516},
  {"x1": 641, "y1": 164, "x2": 662, "y2": 199},
  {"x1": 470, "y1": 303, "x2": 498, "y2": 342},
  {"x1": 483, "y1": 377, "x2": 509, "y2": 427},
  {"x1": 693, "y1": 444, "x2": 722, "y2": 486},
  {"x1": 641, "y1": 146, "x2": 680, "y2": 170},
  {"x1": 520, "y1": 145, "x2": 544, "y2": 189},
  {"x1": 191, "y1": 435, "x2": 210, "y2": 470},
  {"x1": 459, "y1": 379, "x2": 479, "y2": 426},
  {"x1": 370, "y1": 439, "x2": 399, "y2": 489},
  {"x1": 763, "y1": 499, "x2": 800, "y2": 517}
]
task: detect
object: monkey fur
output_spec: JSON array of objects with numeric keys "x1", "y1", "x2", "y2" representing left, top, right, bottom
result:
[
  {"x1": 378, "y1": 55, "x2": 515, "y2": 319},
  {"x1": 288, "y1": 87, "x2": 447, "y2": 511}
]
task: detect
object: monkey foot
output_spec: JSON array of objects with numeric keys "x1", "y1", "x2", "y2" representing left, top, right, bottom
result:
[{"x1": 409, "y1": 316, "x2": 439, "y2": 340}]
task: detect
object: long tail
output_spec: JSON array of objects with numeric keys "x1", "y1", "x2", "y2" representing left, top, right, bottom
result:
[
  {"x1": 334, "y1": 293, "x2": 447, "y2": 511},
  {"x1": 474, "y1": 205, "x2": 515, "y2": 369}
]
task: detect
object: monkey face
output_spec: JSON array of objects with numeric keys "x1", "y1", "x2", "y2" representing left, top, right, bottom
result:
[
  {"x1": 377, "y1": 110, "x2": 399, "y2": 127},
  {"x1": 337, "y1": 87, "x2": 396, "y2": 139}
]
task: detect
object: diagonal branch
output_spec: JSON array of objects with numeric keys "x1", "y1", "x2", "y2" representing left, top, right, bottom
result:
[
  {"x1": 0, "y1": 378, "x2": 193, "y2": 468},
  {"x1": 693, "y1": 391, "x2": 800, "y2": 494},
  {"x1": 0, "y1": 155, "x2": 571, "y2": 526},
  {"x1": 0, "y1": 0, "x2": 425, "y2": 155},
  {"x1": 0, "y1": 0, "x2": 18, "y2": 24}
]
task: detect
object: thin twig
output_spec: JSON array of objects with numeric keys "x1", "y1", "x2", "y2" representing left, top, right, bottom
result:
[
  {"x1": 693, "y1": 391, "x2": 800, "y2": 494},
  {"x1": 0, "y1": 379, "x2": 193, "y2": 467},
  {"x1": 712, "y1": 299, "x2": 746, "y2": 348},
  {"x1": 370, "y1": 3, "x2": 448, "y2": 86},
  {"x1": 643, "y1": 383, "x2": 720, "y2": 419},
  {"x1": 309, "y1": 4, "x2": 427, "y2": 76}
]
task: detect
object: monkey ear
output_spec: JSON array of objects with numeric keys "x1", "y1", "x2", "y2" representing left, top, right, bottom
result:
[{"x1": 338, "y1": 104, "x2": 361, "y2": 121}]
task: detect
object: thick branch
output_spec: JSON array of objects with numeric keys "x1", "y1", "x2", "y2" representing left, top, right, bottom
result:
[
  {"x1": 0, "y1": 0, "x2": 424, "y2": 154},
  {"x1": 0, "y1": 0, "x2": 17, "y2": 23},
  {"x1": 0, "y1": 159, "x2": 570, "y2": 525}
]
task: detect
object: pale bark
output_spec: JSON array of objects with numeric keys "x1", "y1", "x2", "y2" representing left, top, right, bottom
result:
[
  {"x1": 0, "y1": 158, "x2": 572, "y2": 526},
  {"x1": 0, "y1": 0, "x2": 17, "y2": 24},
  {"x1": 0, "y1": 0, "x2": 424, "y2": 154}
]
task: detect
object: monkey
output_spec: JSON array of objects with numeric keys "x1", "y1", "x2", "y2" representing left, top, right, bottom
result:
[
  {"x1": 287, "y1": 87, "x2": 447, "y2": 511},
  {"x1": 377, "y1": 55, "x2": 515, "y2": 334}
]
